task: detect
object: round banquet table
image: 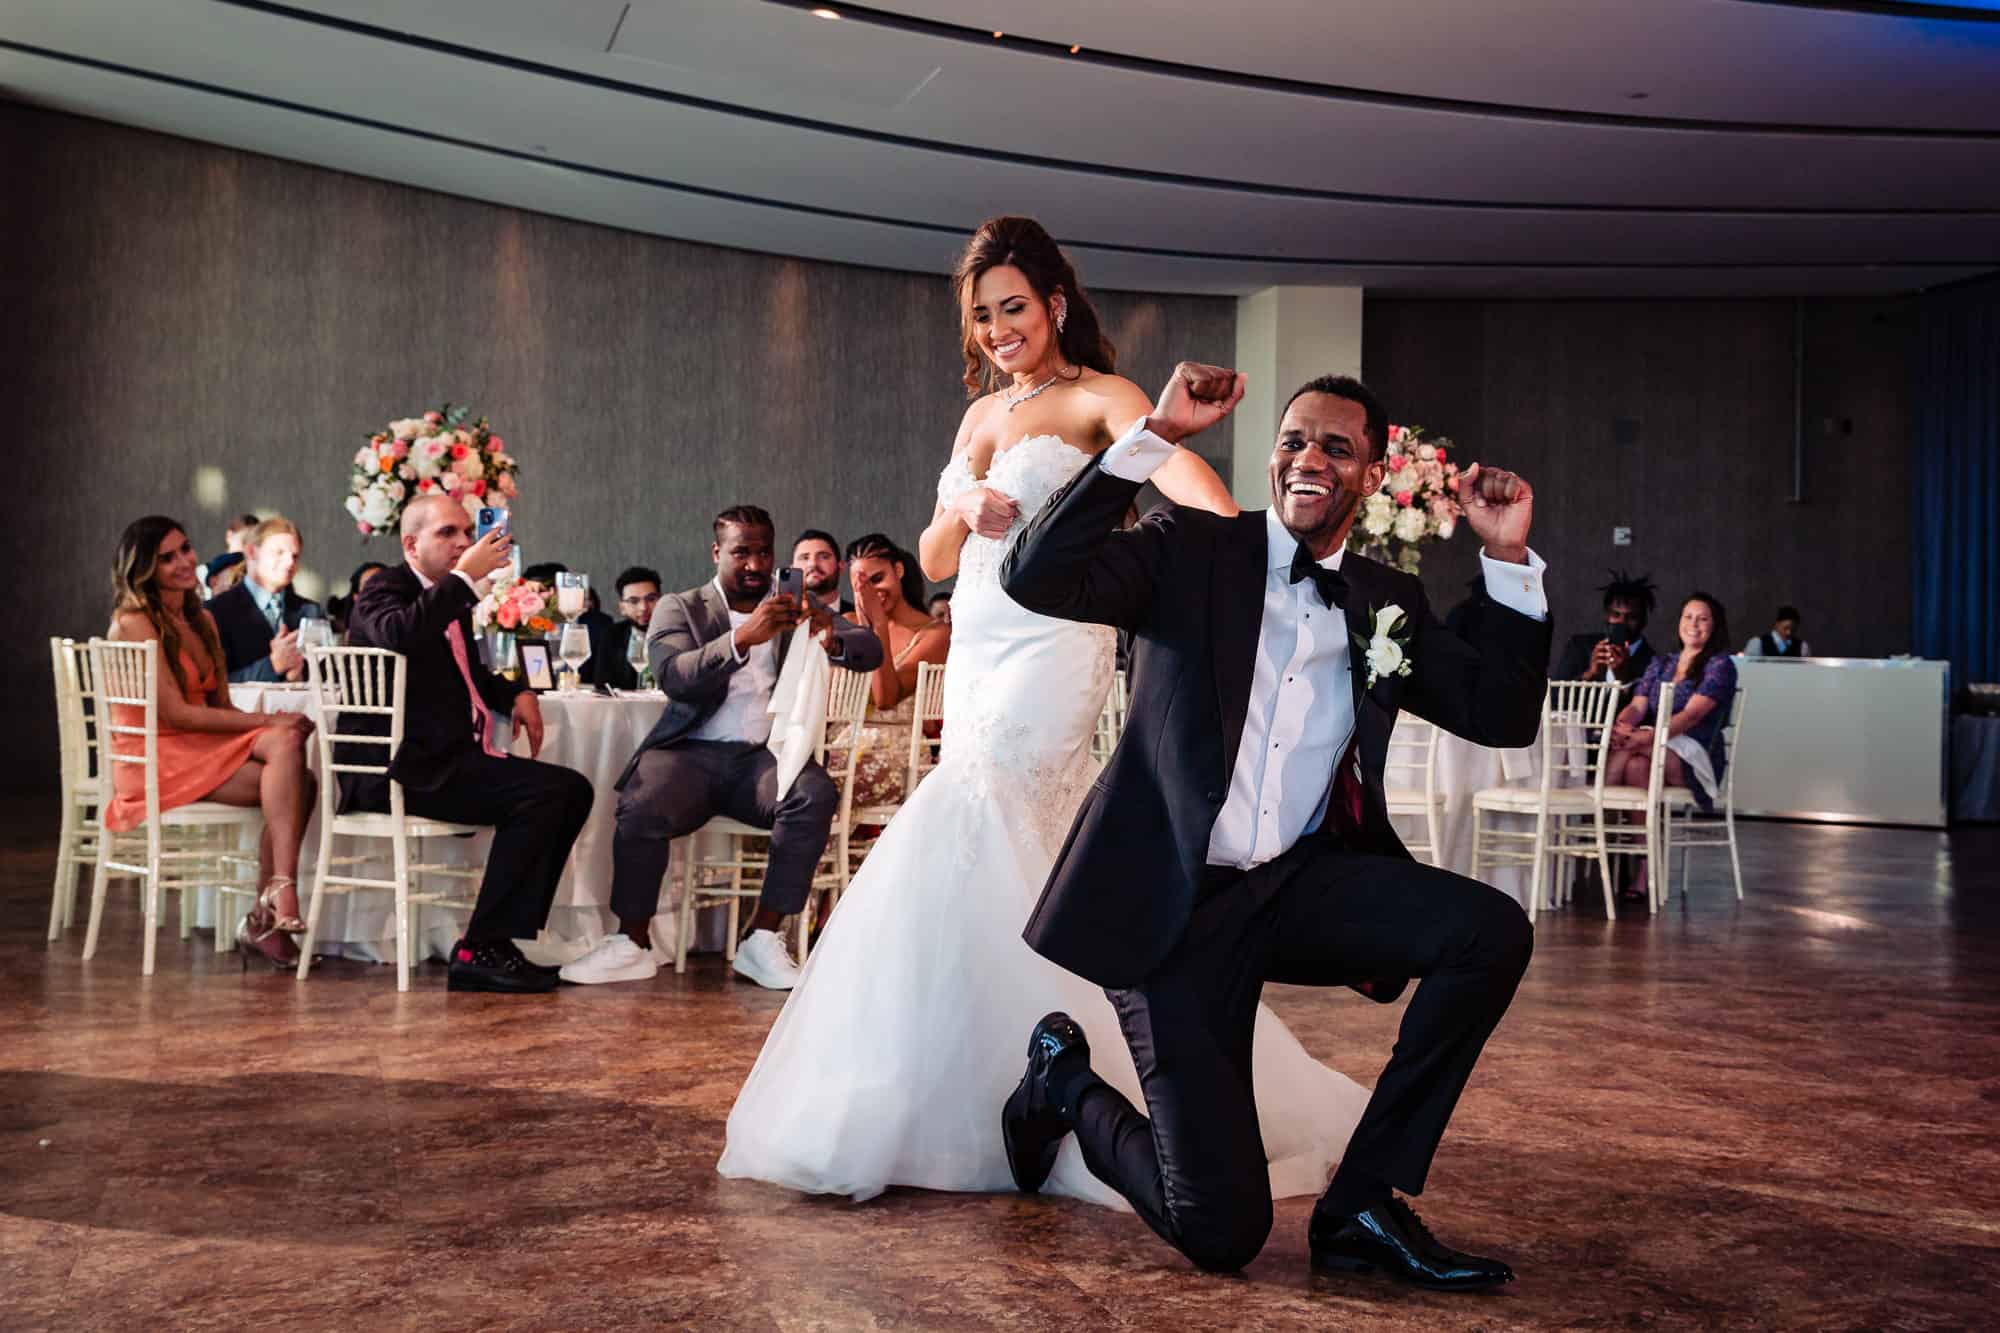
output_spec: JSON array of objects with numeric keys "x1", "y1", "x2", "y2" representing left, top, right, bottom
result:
[{"x1": 223, "y1": 683, "x2": 729, "y2": 964}]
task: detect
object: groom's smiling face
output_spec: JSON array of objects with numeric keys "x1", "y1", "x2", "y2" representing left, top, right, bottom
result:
[{"x1": 1269, "y1": 392, "x2": 1384, "y2": 551}]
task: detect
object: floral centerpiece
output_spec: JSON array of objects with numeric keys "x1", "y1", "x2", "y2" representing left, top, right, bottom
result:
[
  {"x1": 472, "y1": 575, "x2": 562, "y2": 639},
  {"x1": 1348, "y1": 424, "x2": 1464, "y2": 575},
  {"x1": 345, "y1": 402, "x2": 519, "y2": 538}
]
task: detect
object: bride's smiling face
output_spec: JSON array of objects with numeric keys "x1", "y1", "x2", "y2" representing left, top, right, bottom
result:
[{"x1": 969, "y1": 265, "x2": 1057, "y2": 377}]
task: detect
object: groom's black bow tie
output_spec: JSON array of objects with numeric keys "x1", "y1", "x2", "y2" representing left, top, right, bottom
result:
[{"x1": 1288, "y1": 543, "x2": 1349, "y2": 609}]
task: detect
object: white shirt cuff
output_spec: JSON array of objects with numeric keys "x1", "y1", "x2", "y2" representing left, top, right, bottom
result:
[
  {"x1": 1479, "y1": 547, "x2": 1549, "y2": 621},
  {"x1": 728, "y1": 627, "x2": 750, "y2": 664},
  {"x1": 1097, "y1": 418, "x2": 1179, "y2": 484}
]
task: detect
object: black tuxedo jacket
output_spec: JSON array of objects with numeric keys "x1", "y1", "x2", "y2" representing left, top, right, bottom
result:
[
  {"x1": 339, "y1": 562, "x2": 525, "y2": 807},
  {"x1": 1001, "y1": 462, "x2": 1552, "y2": 990},
  {"x1": 613, "y1": 583, "x2": 883, "y2": 789},
  {"x1": 209, "y1": 581, "x2": 321, "y2": 683},
  {"x1": 589, "y1": 619, "x2": 642, "y2": 690}
]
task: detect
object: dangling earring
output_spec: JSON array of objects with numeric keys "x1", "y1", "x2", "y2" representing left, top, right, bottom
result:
[{"x1": 1054, "y1": 299, "x2": 1067, "y2": 334}]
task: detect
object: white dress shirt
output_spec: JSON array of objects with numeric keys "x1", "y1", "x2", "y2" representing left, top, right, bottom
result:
[
  {"x1": 689, "y1": 578, "x2": 778, "y2": 745},
  {"x1": 1099, "y1": 419, "x2": 1549, "y2": 869}
]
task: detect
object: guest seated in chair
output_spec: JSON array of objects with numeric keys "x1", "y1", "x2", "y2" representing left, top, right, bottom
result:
[
  {"x1": 202, "y1": 551, "x2": 246, "y2": 599},
  {"x1": 1742, "y1": 604, "x2": 1810, "y2": 658},
  {"x1": 1553, "y1": 569, "x2": 1657, "y2": 689},
  {"x1": 567, "y1": 505, "x2": 882, "y2": 991},
  {"x1": 105, "y1": 516, "x2": 318, "y2": 969},
  {"x1": 1603, "y1": 591, "x2": 1739, "y2": 900},
  {"x1": 210, "y1": 517, "x2": 324, "y2": 684},
  {"x1": 591, "y1": 565, "x2": 662, "y2": 690},
  {"x1": 326, "y1": 561, "x2": 389, "y2": 641},
  {"x1": 845, "y1": 533, "x2": 950, "y2": 811},
  {"x1": 792, "y1": 530, "x2": 853, "y2": 614},
  {"x1": 344, "y1": 496, "x2": 596, "y2": 994}
]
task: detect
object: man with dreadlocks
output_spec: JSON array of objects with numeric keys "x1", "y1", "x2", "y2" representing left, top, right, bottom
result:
[{"x1": 1553, "y1": 570, "x2": 1658, "y2": 690}]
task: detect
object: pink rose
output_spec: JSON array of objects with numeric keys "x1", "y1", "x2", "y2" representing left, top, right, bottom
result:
[
  {"x1": 470, "y1": 478, "x2": 487, "y2": 497},
  {"x1": 357, "y1": 520, "x2": 373, "y2": 535},
  {"x1": 391, "y1": 439, "x2": 410, "y2": 458},
  {"x1": 418, "y1": 478, "x2": 435, "y2": 492},
  {"x1": 517, "y1": 591, "x2": 546, "y2": 617},
  {"x1": 1396, "y1": 491, "x2": 1414, "y2": 507},
  {"x1": 425, "y1": 411, "x2": 443, "y2": 425},
  {"x1": 487, "y1": 435, "x2": 505, "y2": 452},
  {"x1": 498, "y1": 474, "x2": 518, "y2": 498},
  {"x1": 497, "y1": 602, "x2": 521, "y2": 630},
  {"x1": 450, "y1": 442, "x2": 469, "y2": 460},
  {"x1": 1433, "y1": 446, "x2": 1447, "y2": 463},
  {"x1": 1386, "y1": 455, "x2": 1407, "y2": 473}
]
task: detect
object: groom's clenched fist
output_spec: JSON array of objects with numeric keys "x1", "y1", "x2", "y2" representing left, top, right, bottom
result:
[
  {"x1": 1148, "y1": 362, "x2": 1245, "y2": 445},
  {"x1": 1452, "y1": 463, "x2": 1534, "y2": 566}
]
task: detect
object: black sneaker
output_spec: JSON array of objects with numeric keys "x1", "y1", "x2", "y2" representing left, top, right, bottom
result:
[{"x1": 447, "y1": 938, "x2": 559, "y2": 994}]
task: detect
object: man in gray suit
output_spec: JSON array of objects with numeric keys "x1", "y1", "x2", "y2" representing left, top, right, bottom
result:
[{"x1": 562, "y1": 505, "x2": 883, "y2": 990}]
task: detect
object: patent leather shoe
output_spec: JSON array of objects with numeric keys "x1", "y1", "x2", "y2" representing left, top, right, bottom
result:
[
  {"x1": 1001, "y1": 1011, "x2": 1091, "y2": 1193},
  {"x1": 1309, "y1": 1197, "x2": 1514, "y2": 1292}
]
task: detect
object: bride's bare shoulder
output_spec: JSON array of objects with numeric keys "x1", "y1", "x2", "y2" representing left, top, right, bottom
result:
[{"x1": 950, "y1": 392, "x2": 1005, "y2": 459}]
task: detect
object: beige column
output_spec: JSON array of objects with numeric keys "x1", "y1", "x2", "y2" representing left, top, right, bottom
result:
[{"x1": 1230, "y1": 287, "x2": 1364, "y2": 508}]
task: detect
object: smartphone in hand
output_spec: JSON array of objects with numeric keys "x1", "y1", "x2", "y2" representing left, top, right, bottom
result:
[
  {"x1": 774, "y1": 566, "x2": 804, "y2": 602},
  {"x1": 476, "y1": 506, "x2": 512, "y2": 543}
]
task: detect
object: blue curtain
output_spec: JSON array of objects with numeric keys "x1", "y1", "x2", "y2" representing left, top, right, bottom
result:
[{"x1": 1912, "y1": 274, "x2": 2000, "y2": 687}]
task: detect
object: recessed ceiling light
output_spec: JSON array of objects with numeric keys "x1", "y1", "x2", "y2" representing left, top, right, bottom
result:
[
  {"x1": 1069, "y1": 44, "x2": 1081, "y2": 54},
  {"x1": 811, "y1": 6, "x2": 840, "y2": 18},
  {"x1": 992, "y1": 29, "x2": 1004, "y2": 38}
]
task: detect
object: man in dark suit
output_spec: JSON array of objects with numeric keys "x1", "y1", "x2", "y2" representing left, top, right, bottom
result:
[
  {"x1": 210, "y1": 517, "x2": 322, "y2": 683},
  {"x1": 344, "y1": 495, "x2": 595, "y2": 994},
  {"x1": 571, "y1": 506, "x2": 881, "y2": 992},
  {"x1": 1551, "y1": 570, "x2": 1657, "y2": 688},
  {"x1": 998, "y1": 366, "x2": 1550, "y2": 1292},
  {"x1": 589, "y1": 565, "x2": 663, "y2": 689},
  {"x1": 791, "y1": 529, "x2": 855, "y2": 614}
]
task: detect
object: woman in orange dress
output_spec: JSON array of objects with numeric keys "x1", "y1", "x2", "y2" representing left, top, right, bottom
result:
[{"x1": 106, "y1": 516, "x2": 317, "y2": 967}]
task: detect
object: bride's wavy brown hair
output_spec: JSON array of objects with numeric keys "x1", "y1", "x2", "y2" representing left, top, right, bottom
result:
[
  {"x1": 112, "y1": 515, "x2": 223, "y2": 699},
  {"x1": 953, "y1": 216, "x2": 1114, "y2": 398}
]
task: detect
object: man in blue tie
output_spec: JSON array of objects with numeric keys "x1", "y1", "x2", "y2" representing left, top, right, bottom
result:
[{"x1": 208, "y1": 516, "x2": 322, "y2": 683}]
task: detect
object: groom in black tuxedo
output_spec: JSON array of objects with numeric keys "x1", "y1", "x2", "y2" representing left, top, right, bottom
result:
[{"x1": 999, "y1": 365, "x2": 1551, "y2": 1291}]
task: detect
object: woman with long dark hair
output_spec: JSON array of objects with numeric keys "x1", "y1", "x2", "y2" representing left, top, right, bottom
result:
[
  {"x1": 722, "y1": 218, "x2": 1368, "y2": 1209},
  {"x1": 1605, "y1": 591, "x2": 1740, "y2": 899},
  {"x1": 105, "y1": 516, "x2": 318, "y2": 965},
  {"x1": 840, "y1": 533, "x2": 949, "y2": 810}
]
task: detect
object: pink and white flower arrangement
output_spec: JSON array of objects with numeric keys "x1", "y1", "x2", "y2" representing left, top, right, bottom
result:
[
  {"x1": 345, "y1": 402, "x2": 520, "y2": 538},
  {"x1": 471, "y1": 574, "x2": 561, "y2": 638},
  {"x1": 1348, "y1": 423, "x2": 1464, "y2": 575}
]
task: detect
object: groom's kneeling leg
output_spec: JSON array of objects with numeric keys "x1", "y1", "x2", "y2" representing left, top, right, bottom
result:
[{"x1": 1069, "y1": 981, "x2": 1274, "y2": 1273}]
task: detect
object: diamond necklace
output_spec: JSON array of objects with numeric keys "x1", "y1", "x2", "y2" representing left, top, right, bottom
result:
[{"x1": 1004, "y1": 370, "x2": 1063, "y2": 411}]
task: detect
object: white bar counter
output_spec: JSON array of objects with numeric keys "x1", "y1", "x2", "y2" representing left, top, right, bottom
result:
[{"x1": 1731, "y1": 657, "x2": 1950, "y2": 828}]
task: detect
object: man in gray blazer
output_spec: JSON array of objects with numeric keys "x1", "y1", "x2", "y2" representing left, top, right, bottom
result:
[{"x1": 562, "y1": 505, "x2": 883, "y2": 991}]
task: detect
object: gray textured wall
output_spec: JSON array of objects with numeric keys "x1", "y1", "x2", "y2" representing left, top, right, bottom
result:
[
  {"x1": 2, "y1": 103, "x2": 1233, "y2": 791},
  {"x1": 1363, "y1": 298, "x2": 1913, "y2": 659}
]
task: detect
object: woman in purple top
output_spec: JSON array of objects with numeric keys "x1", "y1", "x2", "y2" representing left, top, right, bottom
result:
[{"x1": 1603, "y1": 592, "x2": 1739, "y2": 897}]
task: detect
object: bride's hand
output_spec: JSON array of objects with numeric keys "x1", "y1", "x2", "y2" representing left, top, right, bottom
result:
[{"x1": 950, "y1": 486, "x2": 1020, "y2": 539}]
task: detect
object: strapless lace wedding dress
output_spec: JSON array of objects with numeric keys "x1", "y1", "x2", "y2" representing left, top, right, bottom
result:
[{"x1": 717, "y1": 436, "x2": 1367, "y2": 1206}]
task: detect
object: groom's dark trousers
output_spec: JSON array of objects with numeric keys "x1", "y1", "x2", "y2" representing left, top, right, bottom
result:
[
  {"x1": 1074, "y1": 846, "x2": 1531, "y2": 1273},
  {"x1": 1002, "y1": 455, "x2": 1548, "y2": 1274}
]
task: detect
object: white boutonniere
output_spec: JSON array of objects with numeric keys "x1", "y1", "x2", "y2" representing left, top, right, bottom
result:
[{"x1": 1355, "y1": 604, "x2": 1415, "y2": 690}]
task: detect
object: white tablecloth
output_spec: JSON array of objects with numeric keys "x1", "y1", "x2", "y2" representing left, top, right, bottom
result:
[{"x1": 226, "y1": 684, "x2": 726, "y2": 963}]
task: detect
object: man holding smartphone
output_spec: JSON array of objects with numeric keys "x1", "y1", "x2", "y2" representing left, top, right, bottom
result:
[{"x1": 570, "y1": 504, "x2": 884, "y2": 991}]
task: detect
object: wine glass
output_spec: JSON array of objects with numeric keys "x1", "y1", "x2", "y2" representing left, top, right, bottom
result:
[
  {"x1": 625, "y1": 626, "x2": 650, "y2": 690},
  {"x1": 555, "y1": 571, "x2": 589, "y2": 618},
  {"x1": 296, "y1": 611, "x2": 333, "y2": 653},
  {"x1": 557, "y1": 622, "x2": 592, "y2": 692}
]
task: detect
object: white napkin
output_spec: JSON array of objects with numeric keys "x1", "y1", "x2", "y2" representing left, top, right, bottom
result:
[{"x1": 766, "y1": 625, "x2": 830, "y2": 799}]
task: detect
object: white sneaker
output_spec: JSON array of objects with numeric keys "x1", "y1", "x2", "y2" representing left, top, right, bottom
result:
[
  {"x1": 731, "y1": 929, "x2": 801, "y2": 990},
  {"x1": 558, "y1": 933, "x2": 659, "y2": 985}
]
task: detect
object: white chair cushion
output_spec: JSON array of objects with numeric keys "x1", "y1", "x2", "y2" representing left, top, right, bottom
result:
[
  {"x1": 158, "y1": 802, "x2": 266, "y2": 826},
  {"x1": 1382, "y1": 789, "x2": 1446, "y2": 811},
  {"x1": 329, "y1": 811, "x2": 485, "y2": 839},
  {"x1": 1471, "y1": 787, "x2": 1600, "y2": 814}
]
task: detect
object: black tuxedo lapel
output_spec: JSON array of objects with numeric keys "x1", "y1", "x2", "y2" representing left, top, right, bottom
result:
[
  {"x1": 1340, "y1": 556, "x2": 1374, "y2": 722},
  {"x1": 1210, "y1": 513, "x2": 1268, "y2": 781}
]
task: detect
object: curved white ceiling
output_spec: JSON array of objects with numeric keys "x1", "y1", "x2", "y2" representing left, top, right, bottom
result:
[{"x1": 2, "y1": 0, "x2": 1995, "y2": 295}]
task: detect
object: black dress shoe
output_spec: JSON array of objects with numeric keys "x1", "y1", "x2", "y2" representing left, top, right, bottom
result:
[
  {"x1": 1309, "y1": 1197, "x2": 1514, "y2": 1292},
  {"x1": 1001, "y1": 1011, "x2": 1091, "y2": 1193},
  {"x1": 447, "y1": 938, "x2": 559, "y2": 994}
]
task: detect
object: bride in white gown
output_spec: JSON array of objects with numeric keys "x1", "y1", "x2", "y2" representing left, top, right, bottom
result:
[{"x1": 717, "y1": 217, "x2": 1368, "y2": 1206}]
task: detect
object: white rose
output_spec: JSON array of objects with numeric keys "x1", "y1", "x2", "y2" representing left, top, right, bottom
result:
[
  {"x1": 1438, "y1": 515, "x2": 1456, "y2": 540},
  {"x1": 1364, "y1": 508, "x2": 1394, "y2": 537},
  {"x1": 461, "y1": 493, "x2": 483, "y2": 522},
  {"x1": 1365, "y1": 491, "x2": 1395, "y2": 517},
  {"x1": 1387, "y1": 469, "x2": 1417, "y2": 497},
  {"x1": 1394, "y1": 506, "x2": 1427, "y2": 544},
  {"x1": 344, "y1": 494, "x2": 363, "y2": 519},
  {"x1": 437, "y1": 469, "x2": 462, "y2": 493},
  {"x1": 359, "y1": 486, "x2": 396, "y2": 527},
  {"x1": 1367, "y1": 638, "x2": 1405, "y2": 679},
  {"x1": 388, "y1": 418, "x2": 427, "y2": 440},
  {"x1": 1417, "y1": 443, "x2": 1437, "y2": 461},
  {"x1": 388, "y1": 479, "x2": 407, "y2": 501}
]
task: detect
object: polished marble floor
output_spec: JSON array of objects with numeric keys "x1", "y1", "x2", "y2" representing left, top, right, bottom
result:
[{"x1": 4, "y1": 797, "x2": 1997, "y2": 1331}]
